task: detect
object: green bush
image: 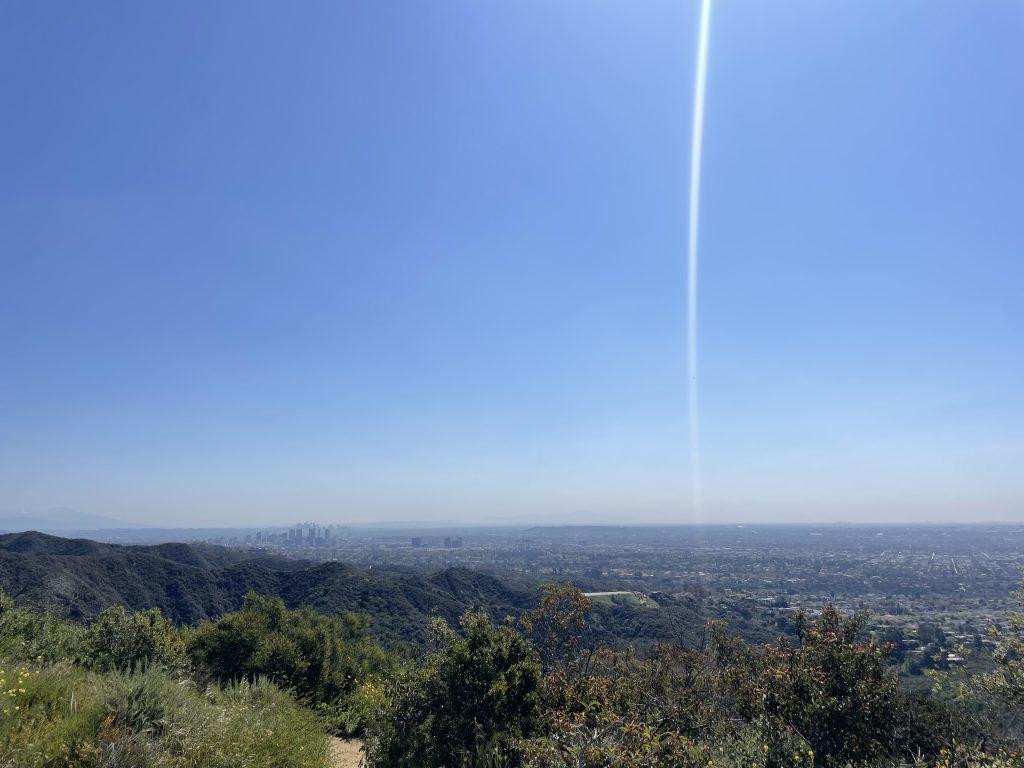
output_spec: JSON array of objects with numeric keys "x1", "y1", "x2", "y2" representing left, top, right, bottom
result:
[
  {"x1": 934, "y1": 577, "x2": 1024, "y2": 747},
  {"x1": 188, "y1": 592, "x2": 392, "y2": 734},
  {"x1": 712, "y1": 606, "x2": 946, "y2": 767},
  {"x1": 0, "y1": 592, "x2": 334, "y2": 767},
  {"x1": 97, "y1": 667, "x2": 184, "y2": 735},
  {"x1": 520, "y1": 596, "x2": 986, "y2": 768},
  {"x1": 82, "y1": 606, "x2": 187, "y2": 673},
  {"x1": 0, "y1": 591, "x2": 84, "y2": 663},
  {"x1": 365, "y1": 611, "x2": 542, "y2": 768}
]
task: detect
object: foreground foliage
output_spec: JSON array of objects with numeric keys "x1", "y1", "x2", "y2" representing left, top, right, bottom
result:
[
  {"x1": 0, "y1": 661, "x2": 327, "y2": 768},
  {"x1": 189, "y1": 593, "x2": 392, "y2": 734},
  {"x1": 364, "y1": 612, "x2": 542, "y2": 767},
  {"x1": 2, "y1": 574, "x2": 1023, "y2": 768},
  {"x1": 937, "y1": 582, "x2": 1024, "y2": 748},
  {"x1": 0, "y1": 594, "x2": 372, "y2": 766}
]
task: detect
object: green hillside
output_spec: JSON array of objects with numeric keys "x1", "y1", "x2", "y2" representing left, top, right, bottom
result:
[
  {"x1": 0, "y1": 533, "x2": 531, "y2": 642},
  {"x1": 0, "y1": 533, "x2": 770, "y2": 649}
]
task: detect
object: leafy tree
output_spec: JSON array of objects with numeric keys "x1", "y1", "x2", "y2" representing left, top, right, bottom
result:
[
  {"x1": 514, "y1": 592, "x2": 969, "y2": 768},
  {"x1": 974, "y1": 581, "x2": 1024, "y2": 711},
  {"x1": 365, "y1": 611, "x2": 542, "y2": 767},
  {"x1": 523, "y1": 640, "x2": 765, "y2": 768},
  {"x1": 714, "y1": 605, "x2": 930, "y2": 767},
  {"x1": 878, "y1": 625, "x2": 907, "y2": 663},
  {"x1": 941, "y1": 577, "x2": 1024, "y2": 743},
  {"x1": 919, "y1": 621, "x2": 948, "y2": 646},
  {"x1": 519, "y1": 583, "x2": 591, "y2": 671}
]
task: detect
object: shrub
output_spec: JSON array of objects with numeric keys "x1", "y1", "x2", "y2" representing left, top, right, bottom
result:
[
  {"x1": 82, "y1": 606, "x2": 187, "y2": 672},
  {"x1": 169, "y1": 677, "x2": 329, "y2": 768},
  {"x1": 519, "y1": 583, "x2": 591, "y2": 671},
  {"x1": 712, "y1": 605, "x2": 956, "y2": 767},
  {"x1": 0, "y1": 591, "x2": 84, "y2": 663},
  {"x1": 96, "y1": 667, "x2": 185, "y2": 735},
  {"x1": 936, "y1": 577, "x2": 1024, "y2": 746},
  {"x1": 0, "y1": 662, "x2": 328, "y2": 768},
  {"x1": 188, "y1": 592, "x2": 392, "y2": 733},
  {"x1": 365, "y1": 612, "x2": 543, "y2": 767}
]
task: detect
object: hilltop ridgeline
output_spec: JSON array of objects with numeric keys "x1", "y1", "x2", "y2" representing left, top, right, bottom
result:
[
  {"x1": 0, "y1": 531, "x2": 532, "y2": 643},
  {"x1": 0, "y1": 531, "x2": 773, "y2": 649}
]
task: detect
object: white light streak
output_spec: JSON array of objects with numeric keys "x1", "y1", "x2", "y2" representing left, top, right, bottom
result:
[{"x1": 687, "y1": 0, "x2": 711, "y2": 521}]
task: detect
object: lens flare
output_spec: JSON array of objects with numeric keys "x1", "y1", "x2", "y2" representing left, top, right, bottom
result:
[{"x1": 688, "y1": 0, "x2": 712, "y2": 521}]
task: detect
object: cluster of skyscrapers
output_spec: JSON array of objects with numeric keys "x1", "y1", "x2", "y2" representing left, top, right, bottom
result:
[{"x1": 247, "y1": 523, "x2": 351, "y2": 549}]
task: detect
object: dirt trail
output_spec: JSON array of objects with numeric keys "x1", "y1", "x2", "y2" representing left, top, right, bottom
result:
[{"x1": 327, "y1": 737, "x2": 363, "y2": 768}]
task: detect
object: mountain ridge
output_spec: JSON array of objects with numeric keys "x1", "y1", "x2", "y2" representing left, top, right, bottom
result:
[
  {"x1": 0, "y1": 532, "x2": 535, "y2": 643},
  {"x1": 0, "y1": 532, "x2": 773, "y2": 648}
]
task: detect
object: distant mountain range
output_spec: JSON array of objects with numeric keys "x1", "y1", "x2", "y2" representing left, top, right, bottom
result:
[{"x1": 0, "y1": 532, "x2": 776, "y2": 648}]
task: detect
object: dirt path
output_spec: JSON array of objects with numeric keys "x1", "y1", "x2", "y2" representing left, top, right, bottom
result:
[{"x1": 327, "y1": 737, "x2": 364, "y2": 768}]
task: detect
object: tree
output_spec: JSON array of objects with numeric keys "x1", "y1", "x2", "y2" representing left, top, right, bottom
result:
[
  {"x1": 977, "y1": 580, "x2": 1024, "y2": 710},
  {"x1": 365, "y1": 611, "x2": 542, "y2": 767},
  {"x1": 519, "y1": 583, "x2": 591, "y2": 672},
  {"x1": 878, "y1": 625, "x2": 907, "y2": 663},
  {"x1": 948, "y1": 577, "x2": 1024, "y2": 741},
  {"x1": 714, "y1": 606, "x2": 914, "y2": 767}
]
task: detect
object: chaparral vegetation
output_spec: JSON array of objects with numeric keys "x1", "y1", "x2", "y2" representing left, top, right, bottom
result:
[{"x1": 1, "y1": 576, "x2": 1022, "y2": 767}]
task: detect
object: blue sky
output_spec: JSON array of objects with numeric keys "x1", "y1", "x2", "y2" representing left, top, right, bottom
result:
[{"x1": 2, "y1": 1, "x2": 1021, "y2": 526}]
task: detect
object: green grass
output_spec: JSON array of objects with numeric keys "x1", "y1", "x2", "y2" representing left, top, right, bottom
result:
[
  {"x1": 0, "y1": 661, "x2": 330, "y2": 768},
  {"x1": 584, "y1": 591, "x2": 657, "y2": 608}
]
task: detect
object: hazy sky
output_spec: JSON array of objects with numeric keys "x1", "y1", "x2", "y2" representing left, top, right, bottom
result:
[{"x1": 2, "y1": 1, "x2": 1022, "y2": 527}]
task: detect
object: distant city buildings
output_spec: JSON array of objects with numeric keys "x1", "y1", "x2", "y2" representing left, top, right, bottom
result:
[
  {"x1": 212, "y1": 522, "x2": 352, "y2": 551},
  {"x1": 198, "y1": 522, "x2": 1024, "y2": 683},
  {"x1": 202, "y1": 520, "x2": 486, "y2": 561}
]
